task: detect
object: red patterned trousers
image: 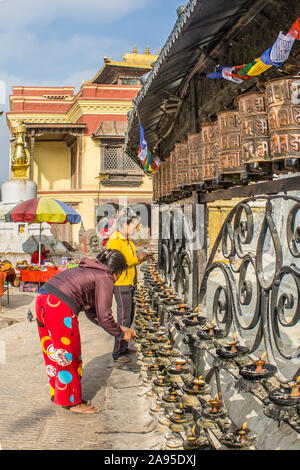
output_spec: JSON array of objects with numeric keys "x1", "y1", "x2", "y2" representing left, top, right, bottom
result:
[{"x1": 35, "y1": 293, "x2": 82, "y2": 407}]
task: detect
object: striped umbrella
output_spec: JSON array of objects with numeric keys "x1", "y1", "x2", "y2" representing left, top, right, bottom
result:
[
  {"x1": 5, "y1": 197, "x2": 81, "y2": 264},
  {"x1": 5, "y1": 197, "x2": 81, "y2": 224}
]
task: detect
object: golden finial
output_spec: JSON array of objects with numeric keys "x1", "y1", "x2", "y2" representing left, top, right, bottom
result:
[
  {"x1": 11, "y1": 121, "x2": 29, "y2": 178},
  {"x1": 132, "y1": 46, "x2": 137, "y2": 54},
  {"x1": 14, "y1": 120, "x2": 27, "y2": 134},
  {"x1": 104, "y1": 55, "x2": 111, "y2": 64},
  {"x1": 145, "y1": 46, "x2": 150, "y2": 55}
]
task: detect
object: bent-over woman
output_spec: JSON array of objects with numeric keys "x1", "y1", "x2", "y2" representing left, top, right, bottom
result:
[{"x1": 35, "y1": 250, "x2": 135, "y2": 414}]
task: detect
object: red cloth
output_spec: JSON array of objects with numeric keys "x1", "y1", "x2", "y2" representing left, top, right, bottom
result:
[
  {"x1": 0, "y1": 272, "x2": 6, "y2": 297},
  {"x1": 35, "y1": 293, "x2": 82, "y2": 406},
  {"x1": 20, "y1": 269, "x2": 61, "y2": 283},
  {"x1": 289, "y1": 18, "x2": 300, "y2": 40},
  {"x1": 0, "y1": 267, "x2": 16, "y2": 285},
  {"x1": 31, "y1": 251, "x2": 48, "y2": 264}
]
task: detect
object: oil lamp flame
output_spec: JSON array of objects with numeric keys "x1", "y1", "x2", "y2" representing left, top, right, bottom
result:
[
  {"x1": 208, "y1": 394, "x2": 221, "y2": 414},
  {"x1": 237, "y1": 422, "x2": 249, "y2": 442},
  {"x1": 192, "y1": 425, "x2": 196, "y2": 436},
  {"x1": 195, "y1": 306, "x2": 199, "y2": 312},
  {"x1": 254, "y1": 352, "x2": 267, "y2": 372}
]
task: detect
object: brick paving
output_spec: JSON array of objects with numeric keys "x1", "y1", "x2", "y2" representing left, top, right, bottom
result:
[{"x1": 0, "y1": 288, "x2": 163, "y2": 450}]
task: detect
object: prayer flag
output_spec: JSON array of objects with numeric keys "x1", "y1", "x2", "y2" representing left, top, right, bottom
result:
[
  {"x1": 138, "y1": 123, "x2": 161, "y2": 174},
  {"x1": 289, "y1": 18, "x2": 300, "y2": 40},
  {"x1": 245, "y1": 58, "x2": 272, "y2": 76},
  {"x1": 269, "y1": 32, "x2": 295, "y2": 63},
  {"x1": 205, "y1": 18, "x2": 300, "y2": 83},
  {"x1": 138, "y1": 123, "x2": 148, "y2": 167},
  {"x1": 221, "y1": 66, "x2": 244, "y2": 83}
]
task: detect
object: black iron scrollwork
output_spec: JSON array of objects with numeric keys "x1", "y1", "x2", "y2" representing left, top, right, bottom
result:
[
  {"x1": 159, "y1": 207, "x2": 193, "y2": 300},
  {"x1": 198, "y1": 195, "x2": 300, "y2": 382}
]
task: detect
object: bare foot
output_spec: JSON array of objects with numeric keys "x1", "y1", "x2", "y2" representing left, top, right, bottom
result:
[{"x1": 69, "y1": 402, "x2": 100, "y2": 414}]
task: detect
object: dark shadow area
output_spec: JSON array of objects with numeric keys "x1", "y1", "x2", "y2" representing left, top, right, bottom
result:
[
  {"x1": 0, "y1": 291, "x2": 36, "y2": 309},
  {"x1": 81, "y1": 352, "x2": 114, "y2": 401},
  {"x1": 7, "y1": 407, "x2": 55, "y2": 432},
  {"x1": 81, "y1": 352, "x2": 140, "y2": 400}
]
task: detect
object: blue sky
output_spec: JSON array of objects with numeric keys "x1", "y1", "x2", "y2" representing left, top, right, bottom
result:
[{"x1": 0, "y1": 0, "x2": 184, "y2": 189}]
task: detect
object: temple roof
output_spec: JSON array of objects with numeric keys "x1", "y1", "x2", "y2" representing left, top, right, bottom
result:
[
  {"x1": 125, "y1": 0, "x2": 297, "y2": 166},
  {"x1": 88, "y1": 47, "x2": 160, "y2": 85},
  {"x1": 92, "y1": 120, "x2": 127, "y2": 138}
]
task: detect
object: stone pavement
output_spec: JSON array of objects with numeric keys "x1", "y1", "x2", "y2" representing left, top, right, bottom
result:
[{"x1": 0, "y1": 288, "x2": 163, "y2": 450}]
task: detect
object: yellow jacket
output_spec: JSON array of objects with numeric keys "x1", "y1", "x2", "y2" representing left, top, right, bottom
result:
[{"x1": 107, "y1": 231, "x2": 139, "y2": 286}]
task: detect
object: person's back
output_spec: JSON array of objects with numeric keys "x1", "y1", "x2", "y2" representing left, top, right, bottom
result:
[
  {"x1": 106, "y1": 230, "x2": 138, "y2": 286},
  {"x1": 40, "y1": 257, "x2": 120, "y2": 337}
]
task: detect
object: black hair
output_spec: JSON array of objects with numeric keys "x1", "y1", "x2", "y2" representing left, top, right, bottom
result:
[
  {"x1": 118, "y1": 208, "x2": 138, "y2": 228},
  {"x1": 97, "y1": 249, "x2": 127, "y2": 275}
]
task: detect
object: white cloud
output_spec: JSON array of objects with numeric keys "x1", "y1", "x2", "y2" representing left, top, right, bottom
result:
[
  {"x1": 0, "y1": 30, "x2": 133, "y2": 85},
  {"x1": 0, "y1": 0, "x2": 150, "y2": 29},
  {"x1": 0, "y1": 0, "x2": 153, "y2": 186}
]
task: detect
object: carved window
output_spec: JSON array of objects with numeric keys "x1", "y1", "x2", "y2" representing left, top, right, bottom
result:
[
  {"x1": 102, "y1": 144, "x2": 142, "y2": 174},
  {"x1": 103, "y1": 146, "x2": 122, "y2": 171}
]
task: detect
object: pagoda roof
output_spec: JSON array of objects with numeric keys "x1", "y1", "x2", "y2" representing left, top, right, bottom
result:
[{"x1": 88, "y1": 47, "x2": 159, "y2": 85}]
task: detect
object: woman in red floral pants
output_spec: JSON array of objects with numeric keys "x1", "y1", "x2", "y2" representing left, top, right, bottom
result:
[
  {"x1": 35, "y1": 250, "x2": 135, "y2": 414},
  {"x1": 36, "y1": 294, "x2": 83, "y2": 408}
]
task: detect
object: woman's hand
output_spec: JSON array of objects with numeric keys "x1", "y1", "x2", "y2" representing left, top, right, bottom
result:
[
  {"x1": 137, "y1": 252, "x2": 153, "y2": 263},
  {"x1": 120, "y1": 325, "x2": 136, "y2": 342}
]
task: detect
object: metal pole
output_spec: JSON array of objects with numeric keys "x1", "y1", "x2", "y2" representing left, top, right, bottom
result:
[{"x1": 39, "y1": 223, "x2": 42, "y2": 265}]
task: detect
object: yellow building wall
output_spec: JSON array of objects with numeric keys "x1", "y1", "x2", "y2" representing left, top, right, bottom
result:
[
  {"x1": 81, "y1": 136, "x2": 100, "y2": 189},
  {"x1": 81, "y1": 136, "x2": 153, "y2": 192},
  {"x1": 32, "y1": 136, "x2": 153, "y2": 244},
  {"x1": 34, "y1": 141, "x2": 71, "y2": 191},
  {"x1": 207, "y1": 198, "x2": 264, "y2": 255}
]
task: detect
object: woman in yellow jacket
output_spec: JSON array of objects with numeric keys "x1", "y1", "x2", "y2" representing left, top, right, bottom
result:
[{"x1": 107, "y1": 211, "x2": 152, "y2": 363}]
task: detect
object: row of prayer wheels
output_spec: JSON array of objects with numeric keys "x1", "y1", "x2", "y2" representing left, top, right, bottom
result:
[{"x1": 153, "y1": 76, "x2": 300, "y2": 202}]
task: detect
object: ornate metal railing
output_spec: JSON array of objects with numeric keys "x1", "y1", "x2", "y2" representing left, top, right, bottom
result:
[
  {"x1": 158, "y1": 195, "x2": 300, "y2": 382},
  {"x1": 159, "y1": 206, "x2": 193, "y2": 300},
  {"x1": 198, "y1": 195, "x2": 300, "y2": 383}
]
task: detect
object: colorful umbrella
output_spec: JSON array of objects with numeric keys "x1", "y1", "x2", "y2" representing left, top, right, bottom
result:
[
  {"x1": 5, "y1": 198, "x2": 81, "y2": 264},
  {"x1": 5, "y1": 197, "x2": 81, "y2": 224}
]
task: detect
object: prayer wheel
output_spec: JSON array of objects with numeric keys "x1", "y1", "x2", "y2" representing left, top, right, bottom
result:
[
  {"x1": 160, "y1": 160, "x2": 166, "y2": 197},
  {"x1": 153, "y1": 171, "x2": 158, "y2": 202},
  {"x1": 187, "y1": 133, "x2": 202, "y2": 185},
  {"x1": 174, "y1": 141, "x2": 189, "y2": 188},
  {"x1": 156, "y1": 167, "x2": 162, "y2": 200},
  {"x1": 236, "y1": 92, "x2": 270, "y2": 166},
  {"x1": 165, "y1": 155, "x2": 172, "y2": 196},
  {"x1": 266, "y1": 76, "x2": 300, "y2": 162},
  {"x1": 201, "y1": 122, "x2": 219, "y2": 181},
  {"x1": 217, "y1": 110, "x2": 243, "y2": 174},
  {"x1": 170, "y1": 150, "x2": 177, "y2": 193}
]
